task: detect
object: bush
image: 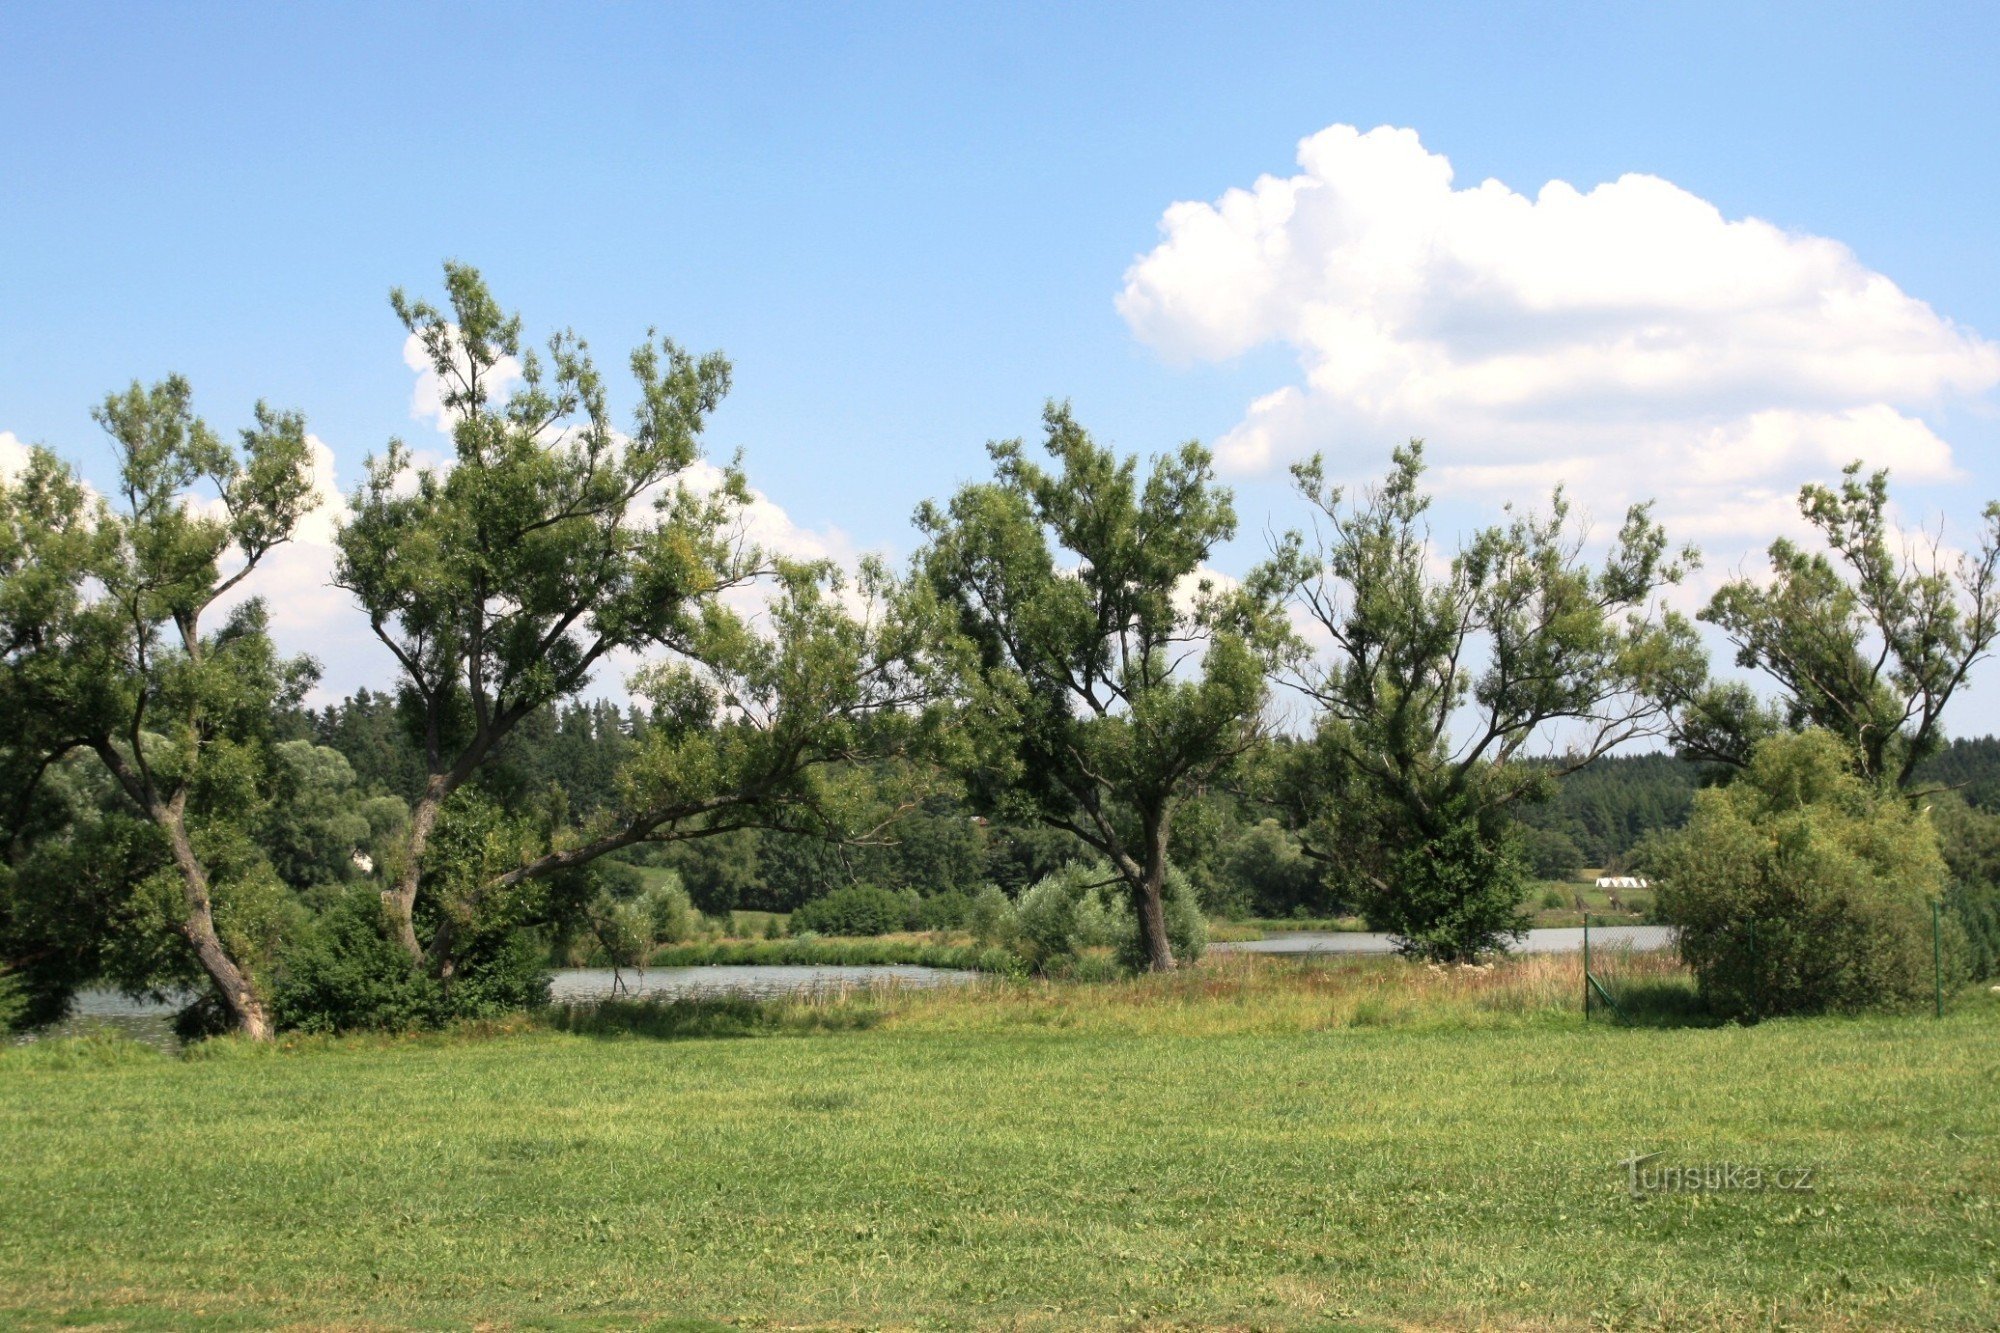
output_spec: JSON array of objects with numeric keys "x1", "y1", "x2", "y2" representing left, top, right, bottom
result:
[
  {"x1": 1010, "y1": 862, "x2": 1206, "y2": 973},
  {"x1": 1929, "y1": 794, "x2": 2000, "y2": 981},
  {"x1": 273, "y1": 883, "x2": 553, "y2": 1035},
  {"x1": 967, "y1": 884, "x2": 1018, "y2": 949},
  {"x1": 271, "y1": 888, "x2": 439, "y2": 1034},
  {"x1": 1015, "y1": 864, "x2": 1128, "y2": 967},
  {"x1": 0, "y1": 965, "x2": 26, "y2": 1032},
  {"x1": 1521, "y1": 826, "x2": 1585, "y2": 881},
  {"x1": 913, "y1": 890, "x2": 973, "y2": 931},
  {"x1": 788, "y1": 885, "x2": 909, "y2": 937},
  {"x1": 1539, "y1": 887, "x2": 1568, "y2": 910},
  {"x1": 1116, "y1": 865, "x2": 1207, "y2": 972},
  {"x1": 1651, "y1": 730, "x2": 1963, "y2": 1017},
  {"x1": 646, "y1": 880, "x2": 699, "y2": 945},
  {"x1": 1357, "y1": 813, "x2": 1530, "y2": 962}
]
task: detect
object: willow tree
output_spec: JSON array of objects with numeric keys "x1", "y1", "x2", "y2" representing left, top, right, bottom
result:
[
  {"x1": 336, "y1": 264, "x2": 938, "y2": 985},
  {"x1": 0, "y1": 381, "x2": 319, "y2": 1036},
  {"x1": 1261, "y1": 442, "x2": 1702, "y2": 961},
  {"x1": 1685, "y1": 462, "x2": 2000, "y2": 789},
  {"x1": 914, "y1": 403, "x2": 1284, "y2": 970}
]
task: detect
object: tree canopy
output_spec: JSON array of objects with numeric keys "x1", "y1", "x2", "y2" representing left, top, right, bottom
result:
[
  {"x1": 1259, "y1": 441, "x2": 1702, "y2": 959},
  {"x1": 914, "y1": 403, "x2": 1286, "y2": 969}
]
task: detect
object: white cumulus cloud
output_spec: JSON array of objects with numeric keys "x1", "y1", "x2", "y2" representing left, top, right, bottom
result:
[
  {"x1": 0, "y1": 430, "x2": 30, "y2": 483},
  {"x1": 1118, "y1": 124, "x2": 2000, "y2": 542}
]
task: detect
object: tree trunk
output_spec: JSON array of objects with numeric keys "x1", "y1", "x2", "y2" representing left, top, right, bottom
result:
[
  {"x1": 1134, "y1": 813, "x2": 1177, "y2": 972},
  {"x1": 161, "y1": 810, "x2": 273, "y2": 1040},
  {"x1": 386, "y1": 775, "x2": 450, "y2": 965}
]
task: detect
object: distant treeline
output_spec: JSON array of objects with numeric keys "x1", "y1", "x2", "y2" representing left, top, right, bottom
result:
[{"x1": 307, "y1": 688, "x2": 2000, "y2": 904}]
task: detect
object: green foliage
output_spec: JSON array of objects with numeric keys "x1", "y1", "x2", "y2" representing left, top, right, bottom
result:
[
  {"x1": 1008, "y1": 861, "x2": 1205, "y2": 974},
  {"x1": 1261, "y1": 442, "x2": 1699, "y2": 963},
  {"x1": 1929, "y1": 793, "x2": 2000, "y2": 981},
  {"x1": 789, "y1": 884, "x2": 910, "y2": 937},
  {"x1": 1519, "y1": 825, "x2": 1584, "y2": 881},
  {"x1": 336, "y1": 263, "x2": 942, "y2": 982},
  {"x1": 1651, "y1": 731, "x2": 1961, "y2": 1016},
  {"x1": 261, "y1": 740, "x2": 408, "y2": 895},
  {"x1": 1014, "y1": 864, "x2": 1130, "y2": 967},
  {"x1": 0, "y1": 380, "x2": 321, "y2": 1036},
  {"x1": 1355, "y1": 812, "x2": 1532, "y2": 963},
  {"x1": 270, "y1": 888, "x2": 440, "y2": 1034},
  {"x1": 966, "y1": 883, "x2": 1019, "y2": 950},
  {"x1": 912, "y1": 889, "x2": 972, "y2": 931},
  {"x1": 1213, "y1": 818, "x2": 1326, "y2": 919},
  {"x1": 1510, "y1": 751, "x2": 1705, "y2": 868},
  {"x1": 1686, "y1": 462, "x2": 2000, "y2": 785},
  {"x1": 0, "y1": 964, "x2": 25, "y2": 1032}
]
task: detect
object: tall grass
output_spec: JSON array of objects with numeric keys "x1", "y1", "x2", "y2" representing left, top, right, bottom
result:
[{"x1": 549, "y1": 948, "x2": 1706, "y2": 1041}]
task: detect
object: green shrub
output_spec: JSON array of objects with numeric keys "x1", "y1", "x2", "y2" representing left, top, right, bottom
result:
[
  {"x1": 789, "y1": 885, "x2": 909, "y2": 937},
  {"x1": 1115, "y1": 865, "x2": 1207, "y2": 973},
  {"x1": 271, "y1": 888, "x2": 440, "y2": 1034},
  {"x1": 591, "y1": 858, "x2": 646, "y2": 899},
  {"x1": 647, "y1": 881, "x2": 699, "y2": 945},
  {"x1": 1357, "y1": 813, "x2": 1530, "y2": 962},
  {"x1": 272, "y1": 883, "x2": 553, "y2": 1035},
  {"x1": 1539, "y1": 887, "x2": 1568, "y2": 910},
  {"x1": 914, "y1": 890, "x2": 973, "y2": 931},
  {"x1": 0, "y1": 965, "x2": 26, "y2": 1033},
  {"x1": 1011, "y1": 862, "x2": 1205, "y2": 973},
  {"x1": 1651, "y1": 730, "x2": 1963, "y2": 1017},
  {"x1": 967, "y1": 884, "x2": 1018, "y2": 948},
  {"x1": 1016, "y1": 864, "x2": 1125, "y2": 965},
  {"x1": 1929, "y1": 794, "x2": 2000, "y2": 981},
  {"x1": 1521, "y1": 826, "x2": 1585, "y2": 881}
]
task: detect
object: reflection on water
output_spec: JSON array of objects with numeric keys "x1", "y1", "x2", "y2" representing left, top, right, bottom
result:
[
  {"x1": 12, "y1": 965, "x2": 974, "y2": 1052},
  {"x1": 548, "y1": 964, "x2": 977, "y2": 1003}
]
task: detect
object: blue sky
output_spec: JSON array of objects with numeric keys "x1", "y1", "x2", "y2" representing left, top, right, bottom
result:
[{"x1": 5, "y1": 2, "x2": 2000, "y2": 724}]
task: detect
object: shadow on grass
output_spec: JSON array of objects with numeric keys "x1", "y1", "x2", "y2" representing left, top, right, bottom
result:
[
  {"x1": 540, "y1": 994, "x2": 884, "y2": 1042},
  {"x1": 1595, "y1": 978, "x2": 1728, "y2": 1029}
]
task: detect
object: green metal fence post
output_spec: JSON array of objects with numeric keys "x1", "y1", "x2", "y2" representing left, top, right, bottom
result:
[
  {"x1": 1748, "y1": 918, "x2": 1758, "y2": 1022},
  {"x1": 1582, "y1": 912, "x2": 1590, "y2": 1023},
  {"x1": 1934, "y1": 899, "x2": 1944, "y2": 1019}
]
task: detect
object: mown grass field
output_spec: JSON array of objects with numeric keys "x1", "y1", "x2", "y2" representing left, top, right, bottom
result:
[{"x1": 2, "y1": 956, "x2": 1996, "y2": 1331}]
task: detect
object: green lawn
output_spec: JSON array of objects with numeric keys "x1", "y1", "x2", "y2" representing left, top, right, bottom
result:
[{"x1": 2, "y1": 962, "x2": 1996, "y2": 1330}]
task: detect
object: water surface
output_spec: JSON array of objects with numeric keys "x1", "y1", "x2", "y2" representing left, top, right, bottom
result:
[{"x1": 1216, "y1": 924, "x2": 1674, "y2": 955}]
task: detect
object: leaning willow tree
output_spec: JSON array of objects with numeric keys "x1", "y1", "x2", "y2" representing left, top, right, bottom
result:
[
  {"x1": 0, "y1": 380, "x2": 320, "y2": 1037},
  {"x1": 913, "y1": 403, "x2": 1287, "y2": 970},
  {"x1": 1259, "y1": 442, "x2": 1704, "y2": 961},
  {"x1": 336, "y1": 264, "x2": 939, "y2": 989}
]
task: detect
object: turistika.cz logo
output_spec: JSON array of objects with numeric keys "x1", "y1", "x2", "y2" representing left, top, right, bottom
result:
[{"x1": 1616, "y1": 1152, "x2": 1819, "y2": 1200}]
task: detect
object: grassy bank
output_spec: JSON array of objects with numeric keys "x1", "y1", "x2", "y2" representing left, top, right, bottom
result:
[{"x1": 2, "y1": 955, "x2": 1995, "y2": 1330}]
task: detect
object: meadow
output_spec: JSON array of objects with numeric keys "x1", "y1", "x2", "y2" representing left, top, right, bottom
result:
[{"x1": 1, "y1": 954, "x2": 1995, "y2": 1331}]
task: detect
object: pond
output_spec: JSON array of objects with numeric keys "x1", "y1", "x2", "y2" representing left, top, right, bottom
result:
[
  {"x1": 13, "y1": 963, "x2": 978, "y2": 1051},
  {"x1": 1214, "y1": 924, "x2": 1675, "y2": 955},
  {"x1": 547, "y1": 963, "x2": 977, "y2": 1003}
]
